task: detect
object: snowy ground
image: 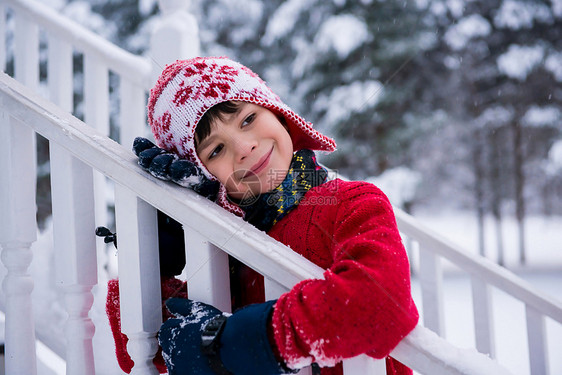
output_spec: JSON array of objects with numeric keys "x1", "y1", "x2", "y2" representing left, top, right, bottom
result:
[
  {"x1": 411, "y1": 210, "x2": 562, "y2": 375},
  {"x1": 1, "y1": 211, "x2": 560, "y2": 374}
]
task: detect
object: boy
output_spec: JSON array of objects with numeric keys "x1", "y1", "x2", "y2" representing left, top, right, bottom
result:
[{"x1": 110, "y1": 56, "x2": 418, "y2": 375}]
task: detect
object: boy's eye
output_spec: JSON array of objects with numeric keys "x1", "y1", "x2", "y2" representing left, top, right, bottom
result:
[
  {"x1": 242, "y1": 113, "x2": 255, "y2": 127},
  {"x1": 209, "y1": 144, "x2": 223, "y2": 159}
]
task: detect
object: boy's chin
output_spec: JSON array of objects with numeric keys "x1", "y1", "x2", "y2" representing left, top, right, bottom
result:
[
  {"x1": 226, "y1": 185, "x2": 280, "y2": 207},
  {"x1": 227, "y1": 191, "x2": 261, "y2": 207}
]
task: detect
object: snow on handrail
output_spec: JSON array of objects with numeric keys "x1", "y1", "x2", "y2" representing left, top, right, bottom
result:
[
  {"x1": 3, "y1": 0, "x2": 152, "y2": 89},
  {"x1": 0, "y1": 67, "x2": 513, "y2": 375},
  {"x1": 395, "y1": 209, "x2": 562, "y2": 324},
  {"x1": 393, "y1": 325, "x2": 511, "y2": 375}
]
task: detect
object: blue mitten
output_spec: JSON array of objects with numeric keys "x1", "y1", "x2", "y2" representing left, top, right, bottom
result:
[
  {"x1": 159, "y1": 298, "x2": 295, "y2": 375},
  {"x1": 132, "y1": 137, "x2": 220, "y2": 200}
]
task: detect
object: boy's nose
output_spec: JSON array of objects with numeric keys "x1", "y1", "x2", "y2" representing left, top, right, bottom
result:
[{"x1": 234, "y1": 137, "x2": 257, "y2": 162}]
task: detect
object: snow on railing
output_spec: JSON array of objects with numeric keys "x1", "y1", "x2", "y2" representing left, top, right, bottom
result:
[
  {"x1": 396, "y1": 211, "x2": 562, "y2": 375},
  {"x1": 0, "y1": 69, "x2": 514, "y2": 375}
]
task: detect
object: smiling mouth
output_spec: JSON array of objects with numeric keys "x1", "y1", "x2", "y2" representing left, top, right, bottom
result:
[{"x1": 242, "y1": 146, "x2": 274, "y2": 179}]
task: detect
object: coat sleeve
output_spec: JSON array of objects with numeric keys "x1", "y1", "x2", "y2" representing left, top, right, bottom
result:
[{"x1": 271, "y1": 182, "x2": 419, "y2": 369}]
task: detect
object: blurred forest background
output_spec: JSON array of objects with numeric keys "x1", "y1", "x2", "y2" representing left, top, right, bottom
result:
[{"x1": 29, "y1": 0, "x2": 562, "y2": 264}]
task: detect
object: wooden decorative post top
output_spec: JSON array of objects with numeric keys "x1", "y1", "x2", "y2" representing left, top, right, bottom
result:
[{"x1": 151, "y1": 0, "x2": 200, "y2": 84}]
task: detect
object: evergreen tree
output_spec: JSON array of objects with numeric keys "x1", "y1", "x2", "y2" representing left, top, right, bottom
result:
[
  {"x1": 419, "y1": 0, "x2": 562, "y2": 262},
  {"x1": 256, "y1": 0, "x2": 439, "y2": 180}
]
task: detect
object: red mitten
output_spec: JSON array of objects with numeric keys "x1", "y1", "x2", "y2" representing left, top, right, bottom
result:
[{"x1": 106, "y1": 277, "x2": 188, "y2": 373}]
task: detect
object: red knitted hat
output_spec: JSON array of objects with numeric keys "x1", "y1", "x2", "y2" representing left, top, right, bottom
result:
[{"x1": 147, "y1": 56, "x2": 336, "y2": 215}]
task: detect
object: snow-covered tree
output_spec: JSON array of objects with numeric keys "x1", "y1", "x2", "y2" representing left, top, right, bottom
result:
[{"x1": 421, "y1": 0, "x2": 562, "y2": 263}]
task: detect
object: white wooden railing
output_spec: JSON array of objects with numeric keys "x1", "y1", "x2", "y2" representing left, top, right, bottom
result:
[
  {"x1": 397, "y1": 212, "x2": 562, "y2": 374},
  {"x1": 0, "y1": 69, "x2": 515, "y2": 375},
  {"x1": 0, "y1": 0, "x2": 560, "y2": 374}
]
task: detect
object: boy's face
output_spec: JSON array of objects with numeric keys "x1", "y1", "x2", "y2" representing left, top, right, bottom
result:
[{"x1": 196, "y1": 102, "x2": 294, "y2": 201}]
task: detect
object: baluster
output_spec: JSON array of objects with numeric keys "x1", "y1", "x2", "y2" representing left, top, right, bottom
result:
[
  {"x1": 48, "y1": 33, "x2": 99, "y2": 375},
  {"x1": 402, "y1": 233, "x2": 417, "y2": 277},
  {"x1": 119, "y1": 78, "x2": 146, "y2": 149},
  {"x1": 47, "y1": 35, "x2": 72, "y2": 111},
  {"x1": 184, "y1": 227, "x2": 231, "y2": 313},
  {"x1": 50, "y1": 145, "x2": 97, "y2": 374},
  {"x1": 84, "y1": 54, "x2": 110, "y2": 228},
  {"x1": 84, "y1": 55, "x2": 109, "y2": 133},
  {"x1": 0, "y1": 113, "x2": 38, "y2": 375},
  {"x1": 114, "y1": 185, "x2": 162, "y2": 375},
  {"x1": 471, "y1": 275, "x2": 495, "y2": 358},
  {"x1": 264, "y1": 279, "x2": 317, "y2": 375},
  {"x1": 264, "y1": 277, "x2": 286, "y2": 300},
  {"x1": 526, "y1": 305, "x2": 548, "y2": 375},
  {"x1": 0, "y1": 3, "x2": 6, "y2": 71},
  {"x1": 343, "y1": 355, "x2": 387, "y2": 375},
  {"x1": 419, "y1": 248, "x2": 445, "y2": 336},
  {"x1": 14, "y1": 12, "x2": 39, "y2": 89}
]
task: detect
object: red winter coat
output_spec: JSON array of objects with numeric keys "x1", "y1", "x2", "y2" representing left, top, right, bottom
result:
[
  {"x1": 107, "y1": 179, "x2": 418, "y2": 375},
  {"x1": 266, "y1": 179, "x2": 419, "y2": 375}
]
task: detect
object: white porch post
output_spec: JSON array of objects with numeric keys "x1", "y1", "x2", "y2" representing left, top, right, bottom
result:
[
  {"x1": 151, "y1": 0, "x2": 200, "y2": 83},
  {"x1": 0, "y1": 112, "x2": 38, "y2": 375}
]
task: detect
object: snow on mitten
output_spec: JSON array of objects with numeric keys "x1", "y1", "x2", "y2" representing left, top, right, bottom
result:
[
  {"x1": 133, "y1": 137, "x2": 220, "y2": 200},
  {"x1": 159, "y1": 298, "x2": 296, "y2": 375},
  {"x1": 106, "y1": 277, "x2": 188, "y2": 373}
]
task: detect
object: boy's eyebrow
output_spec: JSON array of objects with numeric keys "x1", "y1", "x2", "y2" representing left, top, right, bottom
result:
[
  {"x1": 195, "y1": 103, "x2": 246, "y2": 153},
  {"x1": 196, "y1": 134, "x2": 216, "y2": 154}
]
